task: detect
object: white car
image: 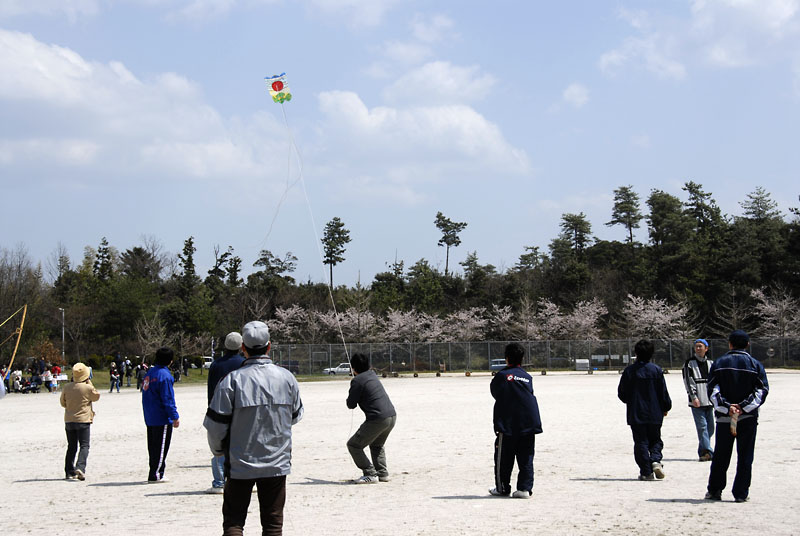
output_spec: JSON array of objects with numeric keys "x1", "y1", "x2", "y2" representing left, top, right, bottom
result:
[{"x1": 323, "y1": 363, "x2": 352, "y2": 375}]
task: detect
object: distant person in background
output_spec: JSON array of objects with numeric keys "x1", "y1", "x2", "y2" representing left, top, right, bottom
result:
[
  {"x1": 109, "y1": 363, "x2": 120, "y2": 393},
  {"x1": 125, "y1": 358, "x2": 133, "y2": 387},
  {"x1": 204, "y1": 331, "x2": 245, "y2": 494},
  {"x1": 60, "y1": 363, "x2": 100, "y2": 481},
  {"x1": 488, "y1": 342, "x2": 542, "y2": 499},
  {"x1": 618, "y1": 339, "x2": 672, "y2": 481},
  {"x1": 705, "y1": 330, "x2": 769, "y2": 503},
  {"x1": 683, "y1": 338, "x2": 715, "y2": 461},
  {"x1": 136, "y1": 363, "x2": 147, "y2": 390},
  {"x1": 142, "y1": 347, "x2": 180, "y2": 483}
]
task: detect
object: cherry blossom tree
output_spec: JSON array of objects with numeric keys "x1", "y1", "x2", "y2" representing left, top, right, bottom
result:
[
  {"x1": 564, "y1": 298, "x2": 607, "y2": 341},
  {"x1": 445, "y1": 307, "x2": 488, "y2": 341},
  {"x1": 620, "y1": 294, "x2": 692, "y2": 340},
  {"x1": 751, "y1": 286, "x2": 800, "y2": 338}
]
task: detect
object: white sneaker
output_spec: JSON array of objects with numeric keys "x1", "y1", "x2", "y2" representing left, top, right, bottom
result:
[
  {"x1": 148, "y1": 477, "x2": 169, "y2": 484},
  {"x1": 652, "y1": 462, "x2": 665, "y2": 479},
  {"x1": 74, "y1": 469, "x2": 85, "y2": 481},
  {"x1": 205, "y1": 487, "x2": 224, "y2": 494},
  {"x1": 352, "y1": 475, "x2": 379, "y2": 484},
  {"x1": 512, "y1": 490, "x2": 532, "y2": 499}
]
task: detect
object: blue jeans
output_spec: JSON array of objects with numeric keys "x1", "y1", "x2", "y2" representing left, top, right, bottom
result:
[
  {"x1": 65, "y1": 422, "x2": 91, "y2": 476},
  {"x1": 691, "y1": 406, "x2": 715, "y2": 457},
  {"x1": 212, "y1": 455, "x2": 226, "y2": 488}
]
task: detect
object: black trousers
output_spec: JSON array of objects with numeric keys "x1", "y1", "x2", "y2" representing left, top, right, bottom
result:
[
  {"x1": 494, "y1": 433, "x2": 536, "y2": 494},
  {"x1": 630, "y1": 423, "x2": 663, "y2": 476},
  {"x1": 222, "y1": 475, "x2": 286, "y2": 536},
  {"x1": 708, "y1": 417, "x2": 758, "y2": 500},
  {"x1": 65, "y1": 422, "x2": 91, "y2": 476},
  {"x1": 146, "y1": 424, "x2": 173, "y2": 481}
]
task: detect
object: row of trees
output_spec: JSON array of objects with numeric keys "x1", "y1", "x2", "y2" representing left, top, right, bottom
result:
[{"x1": 1, "y1": 183, "x2": 798, "y2": 366}]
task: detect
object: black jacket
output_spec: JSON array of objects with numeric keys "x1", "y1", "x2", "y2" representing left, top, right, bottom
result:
[
  {"x1": 618, "y1": 361, "x2": 672, "y2": 425},
  {"x1": 490, "y1": 366, "x2": 543, "y2": 436},
  {"x1": 347, "y1": 370, "x2": 396, "y2": 420},
  {"x1": 207, "y1": 351, "x2": 246, "y2": 404}
]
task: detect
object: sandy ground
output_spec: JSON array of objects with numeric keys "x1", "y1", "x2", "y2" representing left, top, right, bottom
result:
[{"x1": 2, "y1": 370, "x2": 799, "y2": 535}]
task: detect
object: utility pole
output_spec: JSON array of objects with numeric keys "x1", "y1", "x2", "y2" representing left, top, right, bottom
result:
[{"x1": 58, "y1": 307, "x2": 65, "y2": 362}]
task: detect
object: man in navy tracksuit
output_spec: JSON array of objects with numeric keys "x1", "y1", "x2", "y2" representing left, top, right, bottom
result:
[
  {"x1": 142, "y1": 347, "x2": 180, "y2": 483},
  {"x1": 705, "y1": 329, "x2": 768, "y2": 503},
  {"x1": 618, "y1": 339, "x2": 672, "y2": 481},
  {"x1": 489, "y1": 342, "x2": 542, "y2": 499}
]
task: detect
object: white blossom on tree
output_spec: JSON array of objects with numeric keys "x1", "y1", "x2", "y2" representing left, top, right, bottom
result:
[
  {"x1": 751, "y1": 287, "x2": 800, "y2": 338},
  {"x1": 564, "y1": 298, "x2": 607, "y2": 341},
  {"x1": 382, "y1": 308, "x2": 423, "y2": 342},
  {"x1": 445, "y1": 307, "x2": 488, "y2": 341},
  {"x1": 621, "y1": 294, "x2": 692, "y2": 340},
  {"x1": 534, "y1": 299, "x2": 565, "y2": 339}
]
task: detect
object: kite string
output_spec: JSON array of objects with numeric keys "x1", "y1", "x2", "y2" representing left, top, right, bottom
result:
[{"x1": 279, "y1": 104, "x2": 352, "y2": 369}]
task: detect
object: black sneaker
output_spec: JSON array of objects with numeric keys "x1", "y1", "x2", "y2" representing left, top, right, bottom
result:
[
  {"x1": 704, "y1": 491, "x2": 722, "y2": 501},
  {"x1": 734, "y1": 496, "x2": 749, "y2": 503},
  {"x1": 489, "y1": 488, "x2": 510, "y2": 497}
]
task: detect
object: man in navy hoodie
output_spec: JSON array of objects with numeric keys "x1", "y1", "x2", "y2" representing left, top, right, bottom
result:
[
  {"x1": 142, "y1": 347, "x2": 180, "y2": 483},
  {"x1": 618, "y1": 339, "x2": 672, "y2": 481},
  {"x1": 489, "y1": 342, "x2": 542, "y2": 499},
  {"x1": 704, "y1": 329, "x2": 768, "y2": 503}
]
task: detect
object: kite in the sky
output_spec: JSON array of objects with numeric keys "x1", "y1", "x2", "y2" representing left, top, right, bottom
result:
[{"x1": 265, "y1": 73, "x2": 292, "y2": 103}]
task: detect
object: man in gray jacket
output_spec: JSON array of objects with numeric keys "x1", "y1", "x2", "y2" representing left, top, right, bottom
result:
[
  {"x1": 346, "y1": 353, "x2": 397, "y2": 484},
  {"x1": 204, "y1": 321, "x2": 303, "y2": 536},
  {"x1": 682, "y1": 338, "x2": 715, "y2": 461}
]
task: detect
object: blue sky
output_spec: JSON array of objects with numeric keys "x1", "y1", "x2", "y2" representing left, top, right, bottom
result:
[{"x1": 1, "y1": 0, "x2": 799, "y2": 286}]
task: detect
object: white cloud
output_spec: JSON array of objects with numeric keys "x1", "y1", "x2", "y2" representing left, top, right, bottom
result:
[
  {"x1": 0, "y1": 139, "x2": 99, "y2": 165},
  {"x1": 599, "y1": 34, "x2": 687, "y2": 80},
  {"x1": 305, "y1": 0, "x2": 401, "y2": 27},
  {"x1": 602, "y1": 0, "x2": 800, "y2": 78},
  {"x1": 382, "y1": 61, "x2": 496, "y2": 104},
  {"x1": 381, "y1": 41, "x2": 432, "y2": 65},
  {"x1": 411, "y1": 14, "x2": 456, "y2": 43},
  {"x1": 0, "y1": 0, "x2": 100, "y2": 20},
  {"x1": 0, "y1": 29, "x2": 285, "y2": 187},
  {"x1": 315, "y1": 91, "x2": 529, "y2": 200},
  {"x1": 562, "y1": 83, "x2": 589, "y2": 108},
  {"x1": 631, "y1": 134, "x2": 651, "y2": 148}
]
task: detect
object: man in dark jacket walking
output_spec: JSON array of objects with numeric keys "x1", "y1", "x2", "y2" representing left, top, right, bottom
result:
[
  {"x1": 489, "y1": 342, "x2": 543, "y2": 499},
  {"x1": 705, "y1": 329, "x2": 768, "y2": 503},
  {"x1": 205, "y1": 331, "x2": 245, "y2": 494},
  {"x1": 346, "y1": 353, "x2": 397, "y2": 484},
  {"x1": 618, "y1": 339, "x2": 672, "y2": 481}
]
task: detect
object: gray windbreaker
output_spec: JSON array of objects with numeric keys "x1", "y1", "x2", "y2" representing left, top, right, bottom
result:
[
  {"x1": 682, "y1": 356, "x2": 712, "y2": 407},
  {"x1": 204, "y1": 356, "x2": 303, "y2": 479}
]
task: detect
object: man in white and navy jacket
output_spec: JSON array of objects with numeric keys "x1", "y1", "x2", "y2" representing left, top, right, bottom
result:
[
  {"x1": 682, "y1": 338, "x2": 715, "y2": 461},
  {"x1": 705, "y1": 330, "x2": 769, "y2": 503}
]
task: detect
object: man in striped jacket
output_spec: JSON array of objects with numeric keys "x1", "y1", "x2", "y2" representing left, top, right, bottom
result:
[
  {"x1": 705, "y1": 330, "x2": 769, "y2": 503},
  {"x1": 682, "y1": 339, "x2": 715, "y2": 461}
]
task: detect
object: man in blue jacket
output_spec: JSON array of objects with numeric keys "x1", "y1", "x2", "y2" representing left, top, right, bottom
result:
[
  {"x1": 618, "y1": 339, "x2": 672, "y2": 481},
  {"x1": 489, "y1": 342, "x2": 542, "y2": 499},
  {"x1": 142, "y1": 347, "x2": 180, "y2": 483},
  {"x1": 705, "y1": 329, "x2": 769, "y2": 503},
  {"x1": 205, "y1": 331, "x2": 245, "y2": 494}
]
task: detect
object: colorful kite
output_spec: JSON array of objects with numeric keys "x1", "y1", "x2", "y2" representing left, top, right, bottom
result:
[{"x1": 265, "y1": 73, "x2": 292, "y2": 103}]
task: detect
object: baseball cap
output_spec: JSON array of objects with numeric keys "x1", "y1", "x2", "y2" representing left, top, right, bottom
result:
[
  {"x1": 242, "y1": 321, "x2": 270, "y2": 348},
  {"x1": 224, "y1": 332, "x2": 243, "y2": 351}
]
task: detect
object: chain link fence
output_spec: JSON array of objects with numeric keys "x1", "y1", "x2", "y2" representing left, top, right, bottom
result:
[{"x1": 268, "y1": 338, "x2": 800, "y2": 375}]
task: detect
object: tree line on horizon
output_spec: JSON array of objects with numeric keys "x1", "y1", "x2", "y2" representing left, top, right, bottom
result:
[{"x1": 1, "y1": 182, "x2": 798, "y2": 366}]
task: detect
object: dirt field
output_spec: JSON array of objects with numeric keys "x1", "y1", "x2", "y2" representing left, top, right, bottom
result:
[{"x1": 2, "y1": 370, "x2": 798, "y2": 535}]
